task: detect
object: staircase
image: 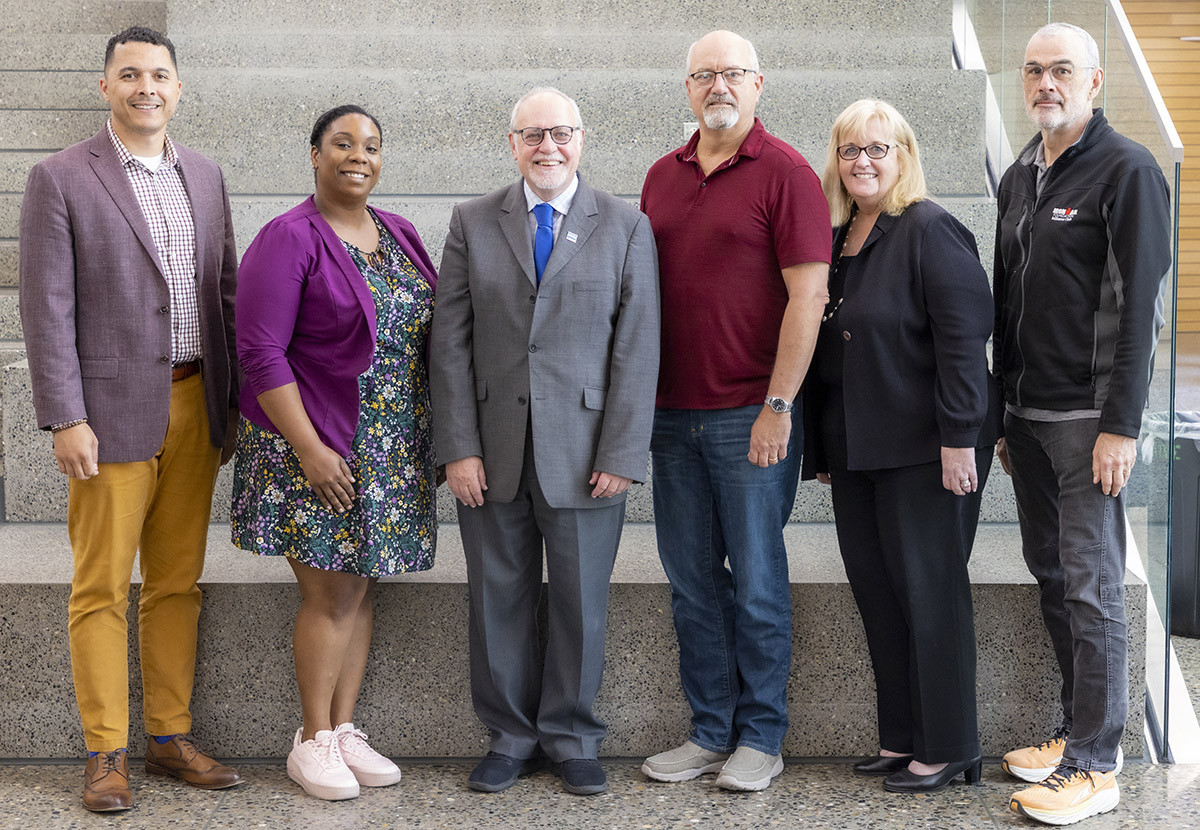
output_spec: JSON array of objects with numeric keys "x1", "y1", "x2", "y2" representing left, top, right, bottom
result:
[{"x1": 0, "y1": 0, "x2": 1146, "y2": 760}]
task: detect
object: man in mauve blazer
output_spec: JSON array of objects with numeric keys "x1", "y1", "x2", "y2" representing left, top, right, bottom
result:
[
  {"x1": 18, "y1": 28, "x2": 240, "y2": 812},
  {"x1": 430, "y1": 87, "x2": 659, "y2": 797}
]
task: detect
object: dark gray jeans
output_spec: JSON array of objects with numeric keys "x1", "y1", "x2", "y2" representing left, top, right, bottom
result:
[{"x1": 1004, "y1": 413, "x2": 1127, "y2": 772}]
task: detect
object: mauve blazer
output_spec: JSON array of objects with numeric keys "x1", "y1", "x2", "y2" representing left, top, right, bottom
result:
[
  {"x1": 236, "y1": 197, "x2": 437, "y2": 456},
  {"x1": 19, "y1": 129, "x2": 238, "y2": 462}
]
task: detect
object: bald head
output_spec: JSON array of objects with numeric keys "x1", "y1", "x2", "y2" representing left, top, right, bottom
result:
[{"x1": 686, "y1": 30, "x2": 759, "y2": 75}]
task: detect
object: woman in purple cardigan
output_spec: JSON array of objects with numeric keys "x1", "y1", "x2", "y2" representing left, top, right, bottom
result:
[{"x1": 231, "y1": 105, "x2": 438, "y2": 801}]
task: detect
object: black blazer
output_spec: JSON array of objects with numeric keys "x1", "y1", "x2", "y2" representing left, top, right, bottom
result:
[{"x1": 802, "y1": 199, "x2": 1001, "y2": 477}]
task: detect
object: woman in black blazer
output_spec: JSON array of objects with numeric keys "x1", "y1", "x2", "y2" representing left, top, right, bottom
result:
[{"x1": 804, "y1": 100, "x2": 1000, "y2": 794}]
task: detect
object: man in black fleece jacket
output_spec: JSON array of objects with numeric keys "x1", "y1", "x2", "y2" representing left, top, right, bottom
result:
[{"x1": 994, "y1": 22, "x2": 1171, "y2": 827}]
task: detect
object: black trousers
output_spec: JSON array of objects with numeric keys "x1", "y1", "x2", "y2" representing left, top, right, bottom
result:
[{"x1": 828, "y1": 442, "x2": 992, "y2": 763}]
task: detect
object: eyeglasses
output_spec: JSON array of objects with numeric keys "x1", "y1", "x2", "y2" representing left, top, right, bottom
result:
[
  {"x1": 512, "y1": 126, "x2": 581, "y2": 146},
  {"x1": 687, "y1": 68, "x2": 756, "y2": 86},
  {"x1": 1021, "y1": 62, "x2": 1094, "y2": 82},
  {"x1": 837, "y1": 143, "x2": 897, "y2": 161}
]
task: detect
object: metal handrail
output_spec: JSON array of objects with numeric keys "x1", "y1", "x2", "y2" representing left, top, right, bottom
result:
[{"x1": 1108, "y1": 0, "x2": 1185, "y2": 163}]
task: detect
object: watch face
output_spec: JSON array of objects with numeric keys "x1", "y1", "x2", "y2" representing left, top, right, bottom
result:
[{"x1": 767, "y1": 397, "x2": 789, "y2": 413}]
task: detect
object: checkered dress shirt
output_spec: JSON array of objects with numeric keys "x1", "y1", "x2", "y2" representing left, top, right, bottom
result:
[{"x1": 107, "y1": 120, "x2": 201, "y2": 363}]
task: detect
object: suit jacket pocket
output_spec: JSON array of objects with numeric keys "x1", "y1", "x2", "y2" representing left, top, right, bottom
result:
[
  {"x1": 583, "y1": 385, "x2": 607, "y2": 410},
  {"x1": 79, "y1": 358, "x2": 119, "y2": 379},
  {"x1": 475, "y1": 378, "x2": 488, "y2": 400}
]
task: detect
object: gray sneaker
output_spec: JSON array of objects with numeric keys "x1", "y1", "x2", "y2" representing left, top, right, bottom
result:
[
  {"x1": 714, "y1": 746, "x2": 784, "y2": 791},
  {"x1": 642, "y1": 741, "x2": 730, "y2": 782}
]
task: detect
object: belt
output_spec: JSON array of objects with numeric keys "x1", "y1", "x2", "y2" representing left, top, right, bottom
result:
[{"x1": 172, "y1": 360, "x2": 201, "y2": 382}]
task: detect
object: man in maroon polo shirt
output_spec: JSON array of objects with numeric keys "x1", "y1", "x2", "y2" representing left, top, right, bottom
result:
[{"x1": 638, "y1": 29, "x2": 831, "y2": 791}]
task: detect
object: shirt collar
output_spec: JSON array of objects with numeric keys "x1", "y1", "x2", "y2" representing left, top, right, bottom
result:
[
  {"x1": 523, "y1": 173, "x2": 579, "y2": 216},
  {"x1": 106, "y1": 118, "x2": 179, "y2": 170},
  {"x1": 677, "y1": 116, "x2": 767, "y2": 169}
]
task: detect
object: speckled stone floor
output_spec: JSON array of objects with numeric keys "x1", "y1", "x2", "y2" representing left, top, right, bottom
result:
[{"x1": 4, "y1": 760, "x2": 1200, "y2": 829}]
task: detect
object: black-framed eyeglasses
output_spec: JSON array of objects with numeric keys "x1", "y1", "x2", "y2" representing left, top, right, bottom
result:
[
  {"x1": 1021, "y1": 62, "x2": 1094, "y2": 82},
  {"x1": 688, "y1": 68, "x2": 756, "y2": 86},
  {"x1": 837, "y1": 143, "x2": 897, "y2": 161},
  {"x1": 512, "y1": 126, "x2": 581, "y2": 146}
]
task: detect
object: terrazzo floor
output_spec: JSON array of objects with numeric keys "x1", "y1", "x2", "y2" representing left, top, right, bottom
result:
[{"x1": 4, "y1": 760, "x2": 1200, "y2": 829}]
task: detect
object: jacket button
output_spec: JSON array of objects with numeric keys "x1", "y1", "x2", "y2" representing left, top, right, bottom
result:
[
  {"x1": 529, "y1": 344, "x2": 538, "y2": 353},
  {"x1": 842, "y1": 331, "x2": 851, "y2": 341},
  {"x1": 159, "y1": 306, "x2": 169, "y2": 314},
  {"x1": 160, "y1": 355, "x2": 170, "y2": 363},
  {"x1": 529, "y1": 295, "x2": 536, "y2": 304},
  {"x1": 517, "y1": 396, "x2": 527, "y2": 405}
]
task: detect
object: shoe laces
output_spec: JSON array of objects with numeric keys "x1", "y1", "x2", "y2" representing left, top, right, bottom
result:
[
  {"x1": 311, "y1": 732, "x2": 347, "y2": 771},
  {"x1": 1035, "y1": 726, "x2": 1070, "y2": 750},
  {"x1": 99, "y1": 749, "x2": 126, "y2": 772},
  {"x1": 1040, "y1": 765, "x2": 1092, "y2": 791},
  {"x1": 335, "y1": 724, "x2": 374, "y2": 758}
]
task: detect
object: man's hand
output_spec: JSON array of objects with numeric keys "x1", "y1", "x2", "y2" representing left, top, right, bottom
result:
[
  {"x1": 54, "y1": 422, "x2": 99, "y2": 479},
  {"x1": 447, "y1": 456, "x2": 488, "y2": 507},
  {"x1": 297, "y1": 443, "x2": 356, "y2": 513},
  {"x1": 1093, "y1": 431, "x2": 1136, "y2": 497},
  {"x1": 589, "y1": 471, "x2": 631, "y2": 498},
  {"x1": 220, "y1": 407, "x2": 239, "y2": 466},
  {"x1": 748, "y1": 406, "x2": 791, "y2": 468},
  {"x1": 996, "y1": 437, "x2": 1012, "y2": 476}
]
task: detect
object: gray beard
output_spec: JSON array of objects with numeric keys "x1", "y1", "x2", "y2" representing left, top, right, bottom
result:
[{"x1": 703, "y1": 107, "x2": 739, "y2": 130}]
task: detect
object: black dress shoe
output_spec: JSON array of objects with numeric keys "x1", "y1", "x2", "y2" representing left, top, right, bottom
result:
[
  {"x1": 467, "y1": 752, "x2": 544, "y2": 793},
  {"x1": 558, "y1": 759, "x2": 607, "y2": 795},
  {"x1": 882, "y1": 757, "x2": 983, "y2": 793},
  {"x1": 852, "y1": 754, "x2": 913, "y2": 776}
]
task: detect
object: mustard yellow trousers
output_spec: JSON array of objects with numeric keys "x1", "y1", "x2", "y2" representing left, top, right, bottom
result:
[{"x1": 67, "y1": 373, "x2": 220, "y2": 752}]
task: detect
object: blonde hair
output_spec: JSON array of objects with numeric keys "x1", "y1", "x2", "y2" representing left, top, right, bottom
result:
[{"x1": 821, "y1": 99, "x2": 927, "y2": 227}]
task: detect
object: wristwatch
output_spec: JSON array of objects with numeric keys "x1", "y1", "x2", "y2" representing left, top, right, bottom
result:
[{"x1": 764, "y1": 396, "x2": 793, "y2": 414}]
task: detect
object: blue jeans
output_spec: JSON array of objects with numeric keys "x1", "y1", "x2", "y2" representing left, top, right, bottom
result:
[
  {"x1": 651, "y1": 405, "x2": 801, "y2": 755},
  {"x1": 1004, "y1": 414, "x2": 1127, "y2": 772}
]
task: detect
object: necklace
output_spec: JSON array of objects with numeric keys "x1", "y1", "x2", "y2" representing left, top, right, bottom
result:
[{"x1": 822, "y1": 209, "x2": 859, "y2": 323}]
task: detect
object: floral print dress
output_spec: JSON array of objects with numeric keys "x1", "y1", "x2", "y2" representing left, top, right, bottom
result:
[{"x1": 230, "y1": 212, "x2": 436, "y2": 576}]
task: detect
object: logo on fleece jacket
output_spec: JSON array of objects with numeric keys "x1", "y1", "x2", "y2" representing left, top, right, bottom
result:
[{"x1": 1051, "y1": 207, "x2": 1079, "y2": 222}]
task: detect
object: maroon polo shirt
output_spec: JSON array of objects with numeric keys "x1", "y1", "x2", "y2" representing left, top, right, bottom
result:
[{"x1": 641, "y1": 118, "x2": 831, "y2": 410}]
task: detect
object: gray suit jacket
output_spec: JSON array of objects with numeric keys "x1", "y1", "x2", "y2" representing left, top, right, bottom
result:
[
  {"x1": 19, "y1": 128, "x2": 238, "y2": 462},
  {"x1": 430, "y1": 177, "x2": 660, "y2": 509}
]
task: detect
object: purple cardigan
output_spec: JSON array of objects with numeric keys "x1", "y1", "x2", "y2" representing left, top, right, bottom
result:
[{"x1": 236, "y1": 196, "x2": 438, "y2": 455}]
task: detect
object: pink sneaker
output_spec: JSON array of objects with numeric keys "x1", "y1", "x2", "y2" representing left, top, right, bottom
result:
[
  {"x1": 334, "y1": 722, "x2": 402, "y2": 787},
  {"x1": 286, "y1": 728, "x2": 359, "y2": 800}
]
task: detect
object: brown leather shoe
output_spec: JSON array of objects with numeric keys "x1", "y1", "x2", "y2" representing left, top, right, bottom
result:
[
  {"x1": 145, "y1": 735, "x2": 242, "y2": 790},
  {"x1": 83, "y1": 749, "x2": 132, "y2": 812}
]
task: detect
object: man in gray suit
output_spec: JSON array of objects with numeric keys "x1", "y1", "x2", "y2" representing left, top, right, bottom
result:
[
  {"x1": 430, "y1": 86, "x2": 659, "y2": 796},
  {"x1": 19, "y1": 27, "x2": 240, "y2": 811}
]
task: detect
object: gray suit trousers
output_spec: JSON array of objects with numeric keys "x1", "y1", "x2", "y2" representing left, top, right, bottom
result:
[{"x1": 458, "y1": 426, "x2": 625, "y2": 761}]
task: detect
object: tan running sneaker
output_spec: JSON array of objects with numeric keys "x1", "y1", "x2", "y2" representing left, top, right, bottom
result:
[
  {"x1": 1002, "y1": 727, "x2": 1069, "y2": 782},
  {"x1": 1009, "y1": 765, "x2": 1119, "y2": 825}
]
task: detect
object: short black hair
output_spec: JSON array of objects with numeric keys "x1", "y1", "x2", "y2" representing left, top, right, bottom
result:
[
  {"x1": 105, "y1": 26, "x2": 177, "y2": 70},
  {"x1": 310, "y1": 105, "x2": 384, "y2": 149}
]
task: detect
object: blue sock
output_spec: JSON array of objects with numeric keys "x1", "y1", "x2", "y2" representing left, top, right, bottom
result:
[
  {"x1": 152, "y1": 734, "x2": 177, "y2": 744},
  {"x1": 88, "y1": 747, "x2": 126, "y2": 757}
]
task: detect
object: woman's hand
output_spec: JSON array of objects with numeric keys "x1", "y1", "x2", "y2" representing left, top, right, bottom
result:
[
  {"x1": 297, "y1": 443, "x2": 356, "y2": 513},
  {"x1": 941, "y1": 446, "x2": 977, "y2": 496}
]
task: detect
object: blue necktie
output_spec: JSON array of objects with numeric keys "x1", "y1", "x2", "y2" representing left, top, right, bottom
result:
[{"x1": 533, "y1": 202, "x2": 554, "y2": 285}]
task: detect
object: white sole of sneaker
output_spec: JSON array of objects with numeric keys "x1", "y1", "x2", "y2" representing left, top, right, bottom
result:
[
  {"x1": 1010, "y1": 785, "x2": 1119, "y2": 825},
  {"x1": 714, "y1": 757, "x2": 785, "y2": 792},
  {"x1": 641, "y1": 760, "x2": 726, "y2": 782},
  {"x1": 1002, "y1": 760, "x2": 1060, "y2": 783},
  {"x1": 350, "y1": 766, "x2": 402, "y2": 787},
  {"x1": 286, "y1": 757, "x2": 360, "y2": 800}
]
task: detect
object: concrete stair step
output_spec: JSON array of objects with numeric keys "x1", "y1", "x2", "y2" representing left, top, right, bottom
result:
[
  {"x1": 0, "y1": 520, "x2": 1146, "y2": 760},
  {"x1": 164, "y1": 68, "x2": 987, "y2": 198},
  {"x1": 169, "y1": 0, "x2": 953, "y2": 44}
]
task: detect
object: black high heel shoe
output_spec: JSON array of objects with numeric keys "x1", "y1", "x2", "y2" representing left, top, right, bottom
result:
[
  {"x1": 882, "y1": 757, "x2": 983, "y2": 793},
  {"x1": 852, "y1": 754, "x2": 913, "y2": 776}
]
